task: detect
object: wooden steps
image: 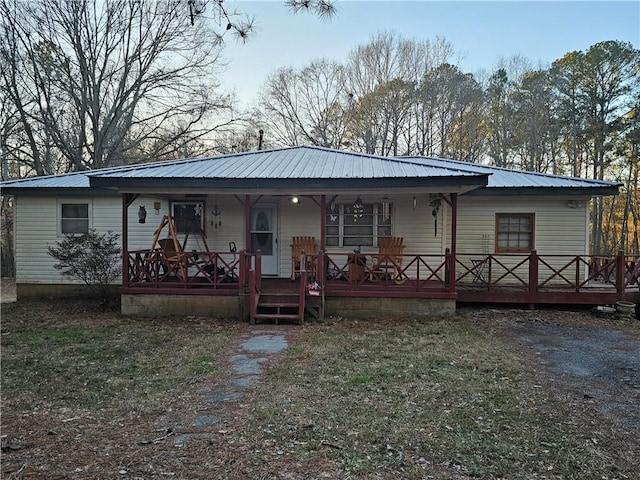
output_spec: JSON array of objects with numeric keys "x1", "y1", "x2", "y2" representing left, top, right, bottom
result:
[{"x1": 252, "y1": 293, "x2": 303, "y2": 325}]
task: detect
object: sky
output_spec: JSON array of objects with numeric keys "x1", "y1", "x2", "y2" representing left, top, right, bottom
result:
[{"x1": 212, "y1": 1, "x2": 640, "y2": 107}]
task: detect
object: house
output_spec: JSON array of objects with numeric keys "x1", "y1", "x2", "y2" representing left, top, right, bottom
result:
[{"x1": 1, "y1": 146, "x2": 637, "y2": 320}]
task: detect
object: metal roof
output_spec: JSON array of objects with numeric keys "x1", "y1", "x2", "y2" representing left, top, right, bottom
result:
[
  {"x1": 0, "y1": 164, "x2": 134, "y2": 196},
  {"x1": 399, "y1": 156, "x2": 622, "y2": 195},
  {"x1": 0, "y1": 146, "x2": 620, "y2": 196},
  {"x1": 90, "y1": 146, "x2": 482, "y2": 180}
]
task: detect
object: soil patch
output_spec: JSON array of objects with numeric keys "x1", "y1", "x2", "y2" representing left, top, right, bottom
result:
[{"x1": 468, "y1": 307, "x2": 640, "y2": 432}]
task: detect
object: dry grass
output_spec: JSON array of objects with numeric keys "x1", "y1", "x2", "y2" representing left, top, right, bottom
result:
[
  {"x1": 1, "y1": 299, "x2": 638, "y2": 479},
  {"x1": 232, "y1": 317, "x2": 638, "y2": 479},
  {"x1": 1, "y1": 300, "x2": 237, "y2": 416}
]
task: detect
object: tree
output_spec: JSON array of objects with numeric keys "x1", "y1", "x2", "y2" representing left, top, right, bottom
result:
[
  {"x1": 510, "y1": 70, "x2": 561, "y2": 173},
  {"x1": 569, "y1": 41, "x2": 639, "y2": 254},
  {"x1": 419, "y1": 63, "x2": 484, "y2": 159},
  {"x1": 47, "y1": 229, "x2": 122, "y2": 308},
  {"x1": 347, "y1": 78, "x2": 416, "y2": 155},
  {"x1": 258, "y1": 60, "x2": 351, "y2": 148},
  {"x1": 1, "y1": 0, "x2": 237, "y2": 175},
  {"x1": 484, "y1": 68, "x2": 516, "y2": 168}
]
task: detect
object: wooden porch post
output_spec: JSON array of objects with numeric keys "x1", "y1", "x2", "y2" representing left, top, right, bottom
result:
[
  {"x1": 449, "y1": 193, "x2": 458, "y2": 294},
  {"x1": 320, "y1": 194, "x2": 326, "y2": 251},
  {"x1": 244, "y1": 195, "x2": 251, "y2": 252},
  {"x1": 616, "y1": 251, "x2": 625, "y2": 295},
  {"x1": 122, "y1": 193, "x2": 138, "y2": 289},
  {"x1": 529, "y1": 250, "x2": 538, "y2": 293},
  {"x1": 122, "y1": 194, "x2": 128, "y2": 289}
]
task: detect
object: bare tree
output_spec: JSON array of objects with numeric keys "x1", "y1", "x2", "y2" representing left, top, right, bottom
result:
[
  {"x1": 347, "y1": 78, "x2": 416, "y2": 155},
  {"x1": 258, "y1": 59, "x2": 351, "y2": 147},
  {"x1": 419, "y1": 63, "x2": 484, "y2": 159},
  {"x1": 1, "y1": 0, "x2": 236, "y2": 174}
]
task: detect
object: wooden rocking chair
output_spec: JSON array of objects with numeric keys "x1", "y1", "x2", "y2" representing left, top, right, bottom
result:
[
  {"x1": 291, "y1": 236, "x2": 317, "y2": 280},
  {"x1": 369, "y1": 237, "x2": 405, "y2": 284}
]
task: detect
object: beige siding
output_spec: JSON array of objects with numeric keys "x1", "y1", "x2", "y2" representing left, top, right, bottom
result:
[
  {"x1": 454, "y1": 195, "x2": 591, "y2": 283},
  {"x1": 14, "y1": 192, "x2": 592, "y2": 286},
  {"x1": 279, "y1": 197, "x2": 322, "y2": 277},
  {"x1": 15, "y1": 196, "x2": 121, "y2": 284},
  {"x1": 455, "y1": 196, "x2": 589, "y2": 255}
]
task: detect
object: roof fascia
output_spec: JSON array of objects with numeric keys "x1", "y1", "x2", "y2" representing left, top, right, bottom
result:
[
  {"x1": 89, "y1": 175, "x2": 489, "y2": 190},
  {"x1": 0, "y1": 187, "x2": 119, "y2": 197},
  {"x1": 465, "y1": 186, "x2": 620, "y2": 196}
]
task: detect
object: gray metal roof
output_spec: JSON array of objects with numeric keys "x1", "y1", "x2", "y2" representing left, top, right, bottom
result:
[
  {"x1": 400, "y1": 156, "x2": 622, "y2": 195},
  {"x1": 0, "y1": 146, "x2": 620, "y2": 196},
  {"x1": 90, "y1": 146, "x2": 482, "y2": 180},
  {"x1": 0, "y1": 164, "x2": 134, "y2": 196}
]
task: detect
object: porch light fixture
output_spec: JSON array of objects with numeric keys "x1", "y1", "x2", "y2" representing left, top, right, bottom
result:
[
  {"x1": 413, "y1": 196, "x2": 417, "y2": 210},
  {"x1": 153, "y1": 201, "x2": 161, "y2": 214},
  {"x1": 290, "y1": 195, "x2": 300, "y2": 204},
  {"x1": 138, "y1": 205, "x2": 147, "y2": 224}
]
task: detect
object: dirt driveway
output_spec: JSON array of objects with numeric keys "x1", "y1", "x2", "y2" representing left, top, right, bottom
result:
[{"x1": 467, "y1": 308, "x2": 640, "y2": 432}]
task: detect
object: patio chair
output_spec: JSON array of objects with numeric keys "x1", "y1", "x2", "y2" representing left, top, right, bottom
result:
[
  {"x1": 291, "y1": 236, "x2": 317, "y2": 280},
  {"x1": 369, "y1": 237, "x2": 405, "y2": 283}
]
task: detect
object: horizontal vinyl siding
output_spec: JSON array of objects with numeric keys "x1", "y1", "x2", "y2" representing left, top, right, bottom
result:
[
  {"x1": 454, "y1": 195, "x2": 590, "y2": 284},
  {"x1": 14, "y1": 192, "x2": 591, "y2": 287},
  {"x1": 276, "y1": 194, "x2": 444, "y2": 280},
  {"x1": 455, "y1": 196, "x2": 589, "y2": 255},
  {"x1": 15, "y1": 196, "x2": 121, "y2": 285}
]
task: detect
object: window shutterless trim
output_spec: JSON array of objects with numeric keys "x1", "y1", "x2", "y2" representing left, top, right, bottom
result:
[{"x1": 494, "y1": 212, "x2": 535, "y2": 253}]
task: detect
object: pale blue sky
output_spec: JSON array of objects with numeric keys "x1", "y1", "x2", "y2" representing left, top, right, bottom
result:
[{"x1": 214, "y1": 1, "x2": 640, "y2": 106}]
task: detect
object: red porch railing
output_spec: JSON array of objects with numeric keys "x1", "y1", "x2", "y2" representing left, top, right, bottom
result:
[
  {"x1": 455, "y1": 251, "x2": 640, "y2": 304},
  {"x1": 123, "y1": 248, "x2": 640, "y2": 305},
  {"x1": 124, "y1": 248, "x2": 244, "y2": 294},
  {"x1": 321, "y1": 251, "x2": 452, "y2": 297},
  {"x1": 248, "y1": 250, "x2": 262, "y2": 322}
]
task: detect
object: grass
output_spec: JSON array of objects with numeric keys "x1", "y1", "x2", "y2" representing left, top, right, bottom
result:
[
  {"x1": 234, "y1": 319, "x2": 638, "y2": 479},
  {"x1": 1, "y1": 300, "x2": 637, "y2": 479},
  {"x1": 1, "y1": 300, "x2": 236, "y2": 414}
]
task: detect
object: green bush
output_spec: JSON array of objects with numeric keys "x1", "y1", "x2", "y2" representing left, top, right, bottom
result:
[{"x1": 47, "y1": 229, "x2": 121, "y2": 308}]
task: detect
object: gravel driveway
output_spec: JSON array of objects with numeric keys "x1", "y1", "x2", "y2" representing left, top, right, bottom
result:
[{"x1": 470, "y1": 308, "x2": 640, "y2": 431}]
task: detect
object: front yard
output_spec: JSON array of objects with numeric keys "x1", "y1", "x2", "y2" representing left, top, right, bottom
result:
[{"x1": 1, "y1": 297, "x2": 638, "y2": 479}]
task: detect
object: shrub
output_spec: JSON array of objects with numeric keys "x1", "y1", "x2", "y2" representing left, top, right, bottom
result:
[{"x1": 47, "y1": 229, "x2": 121, "y2": 308}]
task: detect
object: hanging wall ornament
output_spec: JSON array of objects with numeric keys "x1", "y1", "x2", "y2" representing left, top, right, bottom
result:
[
  {"x1": 430, "y1": 198, "x2": 442, "y2": 237},
  {"x1": 353, "y1": 196, "x2": 364, "y2": 221},
  {"x1": 211, "y1": 197, "x2": 222, "y2": 230},
  {"x1": 382, "y1": 197, "x2": 390, "y2": 221}
]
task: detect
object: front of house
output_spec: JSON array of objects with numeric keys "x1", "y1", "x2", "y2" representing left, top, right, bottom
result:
[{"x1": 2, "y1": 146, "x2": 637, "y2": 320}]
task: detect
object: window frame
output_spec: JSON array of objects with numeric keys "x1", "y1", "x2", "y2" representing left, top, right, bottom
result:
[
  {"x1": 58, "y1": 201, "x2": 91, "y2": 236},
  {"x1": 171, "y1": 200, "x2": 205, "y2": 234},
  {"x1": 495, "y1": 212, "x2": 535, "y2": 253},
  {"x1": 325, "y1": 202, "x2": 393, "y2": 248}
]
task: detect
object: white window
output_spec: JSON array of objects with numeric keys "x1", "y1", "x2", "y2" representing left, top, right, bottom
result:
[
  {"x1": 326, "y1": 202, "x2": 392, "y2": 247},
  {"x1": 171, "y1": 201, "x2": 205, "y2": 234},
  {"x1": 496, "y1": 213, "x2": 535, "y2": 252},
  {"x1": 60, "y1": 202, "x2": 90, "y2": 235}
]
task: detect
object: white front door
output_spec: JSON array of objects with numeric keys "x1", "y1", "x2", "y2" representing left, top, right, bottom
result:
[{"x1": 251, "y1": 204, "x2": 278, "y2": 275}]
